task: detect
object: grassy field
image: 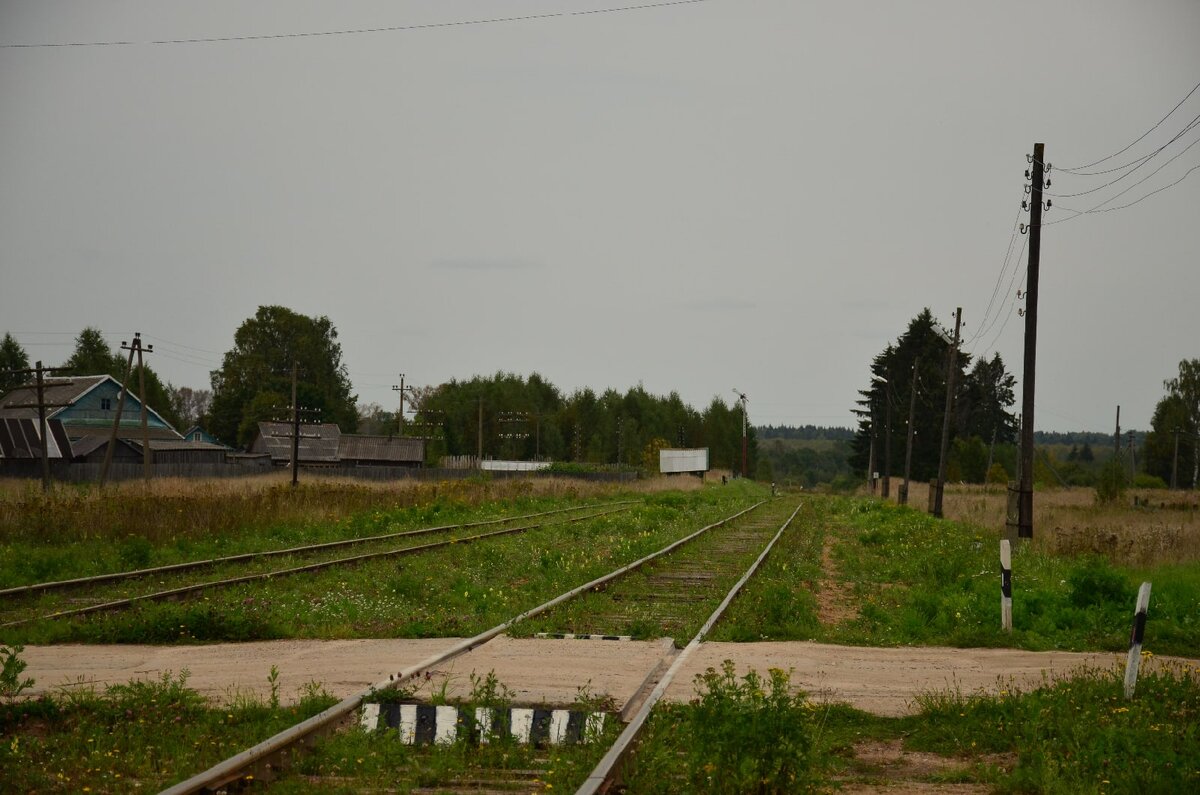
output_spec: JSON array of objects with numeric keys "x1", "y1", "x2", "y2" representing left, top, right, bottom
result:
[
  {"x1": 713, "y1": 494, "x2": 1200, "y2": 656},
  {"x1": 0, "y1": 480, "x2": 764, "y2": 646}
]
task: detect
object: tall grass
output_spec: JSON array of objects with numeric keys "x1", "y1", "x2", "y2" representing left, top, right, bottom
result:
[
  {"x1": 0, "y1": 474, "x2": 636, "y2": 546},
  {"x1": 883, "y1": 482, "x2": 1200, "y2": 566}
]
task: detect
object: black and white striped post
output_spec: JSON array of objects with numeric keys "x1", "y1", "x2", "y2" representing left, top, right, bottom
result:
[
  {"x1": 1124, "y1": 582, "x2": 1152, "y2": 700},
  {"x1": 1000, "y1": 540, "x2": 1012, "y2": 633}
]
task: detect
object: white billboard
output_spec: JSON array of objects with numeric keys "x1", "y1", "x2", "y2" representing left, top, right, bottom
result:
[{"x1": 659, "y1": 448, "x2": 709, "y2": 474}]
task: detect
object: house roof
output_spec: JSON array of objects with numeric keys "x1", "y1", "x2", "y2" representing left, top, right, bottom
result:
[
  {"x1": 338, "y1": 434, "x2": 424, "y2": 463},
  {"x1": 254, "y1": 422, "x2": 341, "y2": 462},
  {"x1": 0, "y1": 375, "x2": 181, "y2": 439},
  {"x1": 0, "y1": 375, "x2": 108, "y2": 420},
  {"x1": 0, "y1": 418, "x2": 71, "y2": 459}
]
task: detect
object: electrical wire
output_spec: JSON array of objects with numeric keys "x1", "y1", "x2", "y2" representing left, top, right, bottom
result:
[
  {"x1": 1056, "y1": 76, "x2": 1200, "y2": 172},
  {"x1": 1046, "y1": 112, "x2": 1200, "y2": 197},
  {"x1": 963, "y1": 205, "x2": 1023, "y2": 346},
  {"x1": 1049, "y1": 134, "x2": 1200, "y2": 223},
  {"x1": 0, "y1": 0, "x2": 715, "y2": 48}
]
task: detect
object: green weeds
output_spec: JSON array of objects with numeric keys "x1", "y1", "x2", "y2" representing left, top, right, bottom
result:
[{"x1": 0, "y1": 670, "x2": 337, "y2": 793}]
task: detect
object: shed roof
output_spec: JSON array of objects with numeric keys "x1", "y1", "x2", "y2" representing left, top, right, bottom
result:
[
  {"x1": 338, "y1": 434, "x2": 424, "y2": 463},
  {"x1": 253, "y1": 422, "x2": 341, "y2": 463}
]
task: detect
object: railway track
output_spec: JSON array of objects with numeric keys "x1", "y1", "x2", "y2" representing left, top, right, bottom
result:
[
  {"x1": 154, "y1": 497, "x2": 800, "y2": 794},
  {"x1": 0, "y1": 501, "x2": 635, "y2": 630}
]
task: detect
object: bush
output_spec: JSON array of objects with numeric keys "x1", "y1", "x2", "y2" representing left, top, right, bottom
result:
[
  {"x1": 684, "y1": 661, "x2": 817, "y2": 794},
  {"x1": 986, "y1": 462, "x2": 1009, "y2": 484},
  {"x1": 1095, "y1": 458, "x2": 1127, "y2": 503},
  {"x1": 1133, "y1": 473, "x2": 1168, "y2": 489}
]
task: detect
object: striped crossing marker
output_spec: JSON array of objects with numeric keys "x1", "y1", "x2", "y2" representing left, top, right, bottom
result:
[
  {"x1": 1124, "y1": 582, "x2": 1152, "y2": 700},
  {"x1": 359, "y1": 702, "x2": 607, "y2": 745}
]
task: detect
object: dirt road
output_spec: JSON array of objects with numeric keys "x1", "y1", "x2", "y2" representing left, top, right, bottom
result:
[{"x1": 21, "y1": 637, "x2": 1194, "y2": 716}]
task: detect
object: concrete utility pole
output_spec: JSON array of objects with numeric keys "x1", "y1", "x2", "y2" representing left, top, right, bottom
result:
[
  {"x1": 2, "y1": 362, "x2": 71, "y2": 492},
  {"x1": 1017, "y1": 143, "x2": 1046, "y2": 539},
  {"x1": 900, "y1": 359, "x2": 919, "y2": 506},
  {"x1": 100, "y1": 333, "x2": 143, "y2": 487},
  {"x1": 732, "y1": 389, "x2": 748, "y2": 478},
  {"x1": 933, "y1": 307, "x2": 962, "y2": 518}
]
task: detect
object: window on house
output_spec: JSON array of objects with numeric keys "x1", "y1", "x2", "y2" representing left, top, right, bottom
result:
[{"x1": 100, "y1": 398, "x2": 112, "y2": 411}]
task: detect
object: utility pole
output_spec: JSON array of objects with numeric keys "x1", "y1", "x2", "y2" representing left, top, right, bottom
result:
[
  {"x1": 882, "y1": 378, "x2": 892, "y2": 499},
  {"x1": 1127, "y1": 430, "x2": 1137, "y2": 481},
  {"x1": 867, "y1": 428, "x2": 876, "y2": 492},
  {"x1": 2, "y1": 362, "x2": 71, "y2": 492},
  {"x1": 933, "y1": 307, "x2": 962, "y2": 518},
  {"x1": 100, "y1": 333, "x2": 143, "y2": 487},
  {"x1": 1114, "y1": 406, "x2": 1121, "y2": 459},
  {"x1": 900, "y1": 359, "x2": 919, "y2": 506},
  {"x1": 1171, "y1": 427, "x2": 1181, "y2": 490},
  {"x1": 291, "y1": 362, "x2": 300, "y2": 488},
  {"x1": 1017, "y1": 143, "x2": 1046, "y2": 539},
  {"x1": 477, "y1": 397, "x2": 483, "y2": 465},
  {"x1": 135, "y1": 338, "x2": 152, "y2": 481},
  {"x1": 733, "y1": 389, "x2": 748, "y2": 478},
  {"x1": 392, "y1": 374, "x2": 414, "y2": 436}
]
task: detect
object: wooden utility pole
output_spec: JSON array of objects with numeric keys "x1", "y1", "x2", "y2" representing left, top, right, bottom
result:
[
  {"x1": 900, "y1": 359, "x2": 919, "y2": 505},
  {"x1": 933, "y1": 307, "x2": 962, "y2": 518},
  {"x1": 1017, "y1": 143, "x2": 1045, "y2": 539},
  {"x1": 136, "y1": 338, "x2": 152, "y2": 481},
  {"x1": 290, "y1": 362, "x2": 300, "y2": 488},
  {"x1": 100, "y1": 333, "x2": 141, "y2": 487},
  {"x1": 392, "y1": 374, "x2": 412, "y2": 436},
  {"x1": 867, "y1": 427, "x2": 876, "y2": 492},
  {"x1": 882, "y1": 381, "x2": 892, "y2": 499},
  {"x1": 2, "y1": 362, "x2": 71, "y2": 492},
  {"x1": 477, "y1": 397, "x2": 483, "y2": 465},
  {"x1": 1114, "y1": 405, "x2": 1121, "y2": 459},
  {"x1": 1127, "y1": 430, "x2": 1137, "y2": 480}
]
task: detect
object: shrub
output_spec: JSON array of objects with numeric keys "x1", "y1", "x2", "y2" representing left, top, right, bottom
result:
[
  {"x1": 1095, "y1": 458, "x2": 1127, "y2": 503},
  {"x1": 986, "y1": 462, "x2": 1009, "y2": 484},
  {"x1": 1133, "y1": 473, "x2": 1168, "y2": 490},
  {"x1": 685, "y1": 661, "x2": 818, "y2": 794}
]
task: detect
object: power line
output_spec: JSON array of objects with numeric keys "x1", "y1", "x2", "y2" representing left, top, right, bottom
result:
[
  {"x1": 0, "y1": 0, "x2": 715, "y2": 49},
  {"x1": 1047, "y1": 112, "x2": 1200, "y2": 197},
  {"x1": 1050, "y1": 134, "x2": 1200, "y2": 223},
  {"x1": 1057, "y1": 76, "x2": 1200, "y2": 172}
]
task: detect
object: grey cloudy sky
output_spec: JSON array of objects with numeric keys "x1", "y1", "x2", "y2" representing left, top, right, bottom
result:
[{"x1": 2, "y1": 0, "x2": 1198, "y2": 433}]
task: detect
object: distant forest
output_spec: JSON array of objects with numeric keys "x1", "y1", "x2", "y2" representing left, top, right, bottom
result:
[{"x1": 757, "y1": 425, "x2": 855, "y2": 441}]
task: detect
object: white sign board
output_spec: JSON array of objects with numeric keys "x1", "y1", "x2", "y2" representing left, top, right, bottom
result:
[
  {"x1": 480, "y1": 459, "x2": 553, "y2": 472},
  {"x1": 660, "y1": 448, "x2": 709, "y2": 474}
]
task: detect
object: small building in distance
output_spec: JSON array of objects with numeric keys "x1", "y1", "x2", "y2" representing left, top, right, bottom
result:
[
  {"x1": 339, "y1": 434, "x2": 425, "y2": 468},
  {"x1": 249, "y1": 422, "x2": 425, "y2": 468}
]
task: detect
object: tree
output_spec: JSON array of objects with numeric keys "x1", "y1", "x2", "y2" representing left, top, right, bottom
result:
[
  {"x1": 850, "y1": 309, "x2": 972, "y2": 482},
  {"x1": 1145, "y1": 390, "x2": 1196, "y2": 489},
  {"x1": 0, "y1": 334, "x2": 31, "y2": 394},
  {"x1": 208, "y1": 306, "x2": 357, "y2": 447},
  {"x1": 168, "y1": 386, "x2": 212, "y2": 429},
  {"x1": 958, "y1": 353, "x2": 1018, "y2": 443}
]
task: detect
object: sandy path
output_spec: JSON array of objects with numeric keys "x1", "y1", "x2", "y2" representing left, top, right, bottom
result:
[{"x1": 20, "y1": 638, "x2": 1196, "y2": 717}]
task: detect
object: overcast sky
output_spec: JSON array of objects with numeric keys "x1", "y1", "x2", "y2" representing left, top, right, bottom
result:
[{"x1": 2, "y1": 0, "x2": 1198, "y2": 433}]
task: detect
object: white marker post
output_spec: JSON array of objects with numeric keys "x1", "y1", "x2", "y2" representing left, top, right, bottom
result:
[
  {"x1": 1000, "y1": 540, "x2": 1012, "y2": 633},
  {"x1": 1124, "y1": 582, "x2": 1152, "y2": 700}
]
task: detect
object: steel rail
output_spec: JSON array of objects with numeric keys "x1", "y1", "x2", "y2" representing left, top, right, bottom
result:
[
  {"x1": 0, "y1": 506, "x2": 632, "y2": 630},
  {"x1": 157, "y1": 499, "x2": 767, "y2": 795},
  {"x1": 0, "y1": 501, "x2": 635, "y2": 599},
  {"x1": 576, "y1": 500, "x2": 803, "y2": 795}
]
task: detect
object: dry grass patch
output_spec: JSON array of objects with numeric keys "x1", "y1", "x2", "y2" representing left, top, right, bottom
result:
[{"x1": 871, "y1": 482, "x2": 1200, "y2": 566}]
